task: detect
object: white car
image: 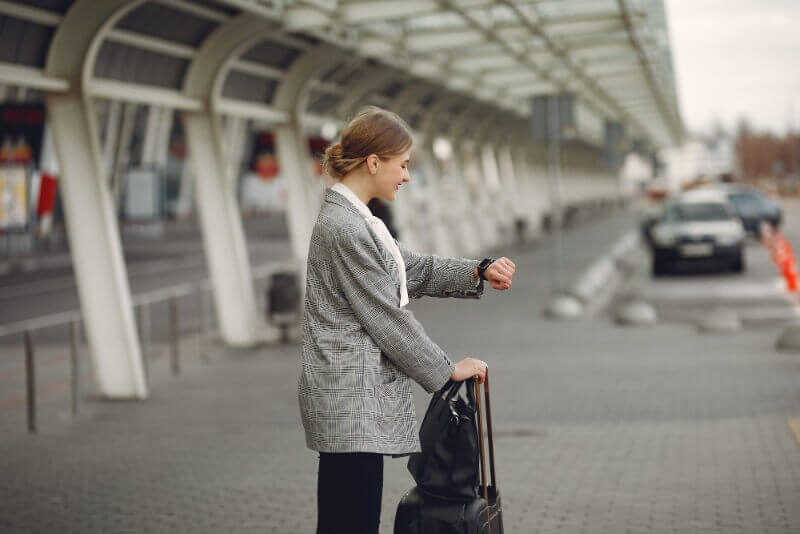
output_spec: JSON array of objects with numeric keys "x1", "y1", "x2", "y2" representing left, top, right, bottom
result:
[{"x1": 645, "y1": 190, "x2": 746, "y2": 276}]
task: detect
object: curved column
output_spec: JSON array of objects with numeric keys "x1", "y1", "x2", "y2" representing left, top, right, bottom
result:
[
  {"x1": 334, "y1": 67, "x2": 397, "y2": 120},
  {"x1": 451, "y1": 107, "x2": 498, "y2": 252},
  {"x1": 495, "y1": 121, "x2": 527, "y2": 241},
  {"x1": 447, "y1": 103, "x2": 490, "y2": 256},
  {"x1": 476, "y1": 121, "x2": 511, "y2": 249},
  {"x1": 418, "y1": 96, "x2": 469, "y2": 258},
  {"x1": 44, "y1": 0, "x2": 147, "y2": 399},
  {"x1": 272, "y1": 44, "x2": 347, "y2": 280},
  {"x1": 513, "y1": 141, "x2": 545, "y2": 235},
  {"x1": 388, "y1": 85, "x2": 441, "y2": 254},
  {"x1": 183, "y1": 15, "x2": 278, "y2": 346}
]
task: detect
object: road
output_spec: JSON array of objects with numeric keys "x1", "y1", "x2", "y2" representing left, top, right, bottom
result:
[{"x1": 2, "y1": 200, "x2": 800, "y2": 533}]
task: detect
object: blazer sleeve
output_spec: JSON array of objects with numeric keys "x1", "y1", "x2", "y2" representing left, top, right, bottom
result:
[
  {"x1": 330, "y1": 226, "x2": 455, "y2": 393},
  {"x1": 398, "y1": 242, "x2": 484, "y2": 300}
]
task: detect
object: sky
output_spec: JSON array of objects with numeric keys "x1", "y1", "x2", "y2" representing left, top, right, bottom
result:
[{"x1": 664, "y1": 0, "x2": 800, "y2": 136}]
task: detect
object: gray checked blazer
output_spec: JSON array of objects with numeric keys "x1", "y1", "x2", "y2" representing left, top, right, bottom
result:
[{"x1": 298, "y1": 188, "x2": 483, "y2": 455}]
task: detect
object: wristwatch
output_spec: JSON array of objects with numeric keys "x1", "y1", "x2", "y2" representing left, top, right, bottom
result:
[{"x1": 477, "y1": 258, "x2": 495, "y2": 281}]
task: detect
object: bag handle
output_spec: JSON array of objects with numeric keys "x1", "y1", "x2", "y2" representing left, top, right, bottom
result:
[
  {"x1": 474, "y1": 370, "x2": 497, "y2": 533},
  {"x1": 439, "y1": 379, "x2": 463, "y2": 402}
]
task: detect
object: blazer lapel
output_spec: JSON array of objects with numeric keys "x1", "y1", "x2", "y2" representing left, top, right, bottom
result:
[{"x1": 325, "y1": 189, "x2": 399, "y2": 283}]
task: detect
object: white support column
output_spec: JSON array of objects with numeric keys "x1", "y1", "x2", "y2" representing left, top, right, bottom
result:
[
  {"x1": 272, "y1": 45, "x2": 345, "y2": 275},
  {"x1": 141, "y1": 105, "x2": 162, "y2": 166},
  {"x1": 497, "y1": 143, "x2": 525, "y2": 239},
  {"x1": 174, "y1": 155, "x2": 195, "y2": 218},
  {"x1": 479, "y1": 143, "x2": 510, "y2": 248},
  {"x1": 448, "y1": 104, "x2": 491, "y2": 256},
  {"x1": 274, "y1": 122, "x2": 315, "y2": 270},
  {"x1": 440, "y1": 153, "x2": 478, "y2": 257},
  {"x1": 184, "y1": 111, "x2": 264, "y2": 345},
  {"x1": 419, "y1": 95, "x2": 467, "y2": 258},
  {"x1": 221, "y1": 115, "x2": 247, "y2": 191},
  {"x1": 111, "y1": 102, "x2": 136, "y2": 208},
  {"x1": 513, "y1": 146, "x2": 543, "y2": 236},
  {"x1": 101, "y1": 99, "x2": 122, "y2": 179},
  {"x1": 420, "y1": 145, "x2": 457, "y2": 257},
  {"x1": 43, "y1": 0, "x2": 149, "y2": 399},
  {"x1": 334, "y1": 68, "x2": 395, "y2": 120},
  {"x1": 183, "y1": 14, "x2": 281, "y2": 345},
  {"x1": 44, "y1": 93, "x2": 148, "y2": 399}
]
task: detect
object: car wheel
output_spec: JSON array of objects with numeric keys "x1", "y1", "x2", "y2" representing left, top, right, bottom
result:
[
  {"x1": 652, "y1": 259, "x2": 669, "y2": 277},
  {"x1": 731, "y1": 253, "x2": 745, "y2": 273}
]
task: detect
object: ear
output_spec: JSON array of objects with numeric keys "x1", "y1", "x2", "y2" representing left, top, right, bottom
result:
[{"x1": 366, "y1": 154, "x2": 379, "y2": 175}]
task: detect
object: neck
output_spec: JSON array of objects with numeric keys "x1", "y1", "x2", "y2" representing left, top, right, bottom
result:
[{"x1": 339, "y1": 172, "x2": 374, "y2": 205}]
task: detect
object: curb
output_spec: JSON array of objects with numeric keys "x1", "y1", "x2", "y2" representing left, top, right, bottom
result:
[{"x1": 544, "y1": 228, "x2": 644, "y2": 319}]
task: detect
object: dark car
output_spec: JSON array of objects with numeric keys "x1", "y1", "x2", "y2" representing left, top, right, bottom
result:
[
  {"x1": 646, "y1": 190, "x2": 745, "y2": 276},
  {"x1": 718, "y1": 186, "x2": 782, "y2": 236}
]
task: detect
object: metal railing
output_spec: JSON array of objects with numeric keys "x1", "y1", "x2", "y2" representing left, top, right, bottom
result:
[{"x1": 0, "y1": 263, "x2": 290, "y2": 434}]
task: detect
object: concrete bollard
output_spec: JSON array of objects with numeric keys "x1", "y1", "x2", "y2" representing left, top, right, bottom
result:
[
  {"x1": 543, "y1": 294, "x2": 584, "y2": 320},
  {"x1": 776, "y1": 322, "x2": 800, "y2": 352},
  {"x1": 614, "y1": 298, "x2": 657, "y2": 327},
  {"x1": 697, "y1": 307, "x2": 742, "y2": 334}
]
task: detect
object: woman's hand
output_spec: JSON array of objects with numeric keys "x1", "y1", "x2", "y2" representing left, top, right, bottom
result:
[
  {"x1": 485, "y1": 257, "x2": 516, "y2": 290},
  {"x1": 451, "y1": 357, "x2": 487, "y2": 383}
]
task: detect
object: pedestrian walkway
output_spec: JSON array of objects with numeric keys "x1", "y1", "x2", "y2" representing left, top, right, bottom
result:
[{"x1": 2, "y1": 208, "x2": 800, "y2": 534}]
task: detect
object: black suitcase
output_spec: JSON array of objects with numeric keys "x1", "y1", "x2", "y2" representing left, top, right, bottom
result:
[{"x1": 394, "y1": 373, "x2": 504, "y2": 534}]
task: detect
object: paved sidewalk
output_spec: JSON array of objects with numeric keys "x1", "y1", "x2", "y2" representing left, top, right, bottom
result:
[{"x1": 2, "y1": 208, "x2": 800, "y2": 533}]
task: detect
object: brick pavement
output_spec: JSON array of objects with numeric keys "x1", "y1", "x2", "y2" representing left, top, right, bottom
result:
[{"x1": 2, "y1": 208, "x2": 800, "y2": 533}]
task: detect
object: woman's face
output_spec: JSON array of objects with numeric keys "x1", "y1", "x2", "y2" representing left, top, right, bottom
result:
[{"x1": 374, "y1": 148, "x2": 412, "y2": 202}]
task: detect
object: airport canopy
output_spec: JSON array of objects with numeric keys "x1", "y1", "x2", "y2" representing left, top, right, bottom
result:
[{"x1": 0, "y1": 0, "x2": 683, "y2": 148}]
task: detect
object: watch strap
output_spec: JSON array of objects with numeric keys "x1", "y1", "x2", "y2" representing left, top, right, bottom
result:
[{"x1": 477, "y1": 258, "x2": 495, "y2": 281}]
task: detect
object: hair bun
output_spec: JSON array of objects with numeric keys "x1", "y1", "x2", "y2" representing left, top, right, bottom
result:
[{"x1": 323, "y1": 143, "x2": 347, "y2": 179}]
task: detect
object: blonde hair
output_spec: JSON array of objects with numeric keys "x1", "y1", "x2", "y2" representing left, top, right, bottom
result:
[{"x1": 323, "y1": 106, "x2": 413, "y2": 180}]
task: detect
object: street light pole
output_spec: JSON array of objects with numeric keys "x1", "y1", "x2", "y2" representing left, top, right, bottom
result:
[{"x1": 546, "y1": 94, "x2": 564, "y2": 295}]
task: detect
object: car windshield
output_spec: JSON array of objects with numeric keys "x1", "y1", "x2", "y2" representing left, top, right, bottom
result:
[
  {"x1": 728, "y1": 192, "x2": 766, "y2": 215},
  {"x1": 665, "y1": 202, "x2": 731, "y2": 222}
]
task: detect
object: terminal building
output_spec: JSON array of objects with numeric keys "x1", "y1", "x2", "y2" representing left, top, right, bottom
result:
[{"x1": 0, "y1": 0, "x2": 683, "y2": 399}]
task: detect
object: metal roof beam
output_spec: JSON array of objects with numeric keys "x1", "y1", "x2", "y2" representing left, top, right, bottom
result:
[
  {"x1": 0, "y1": 0, "x2": 60, "y2": 25},
  {"x1": 341, "y1": 0, "x2": 441, "y2": 23},
  {"x1": 155, "y1": 0, "x2": 229, "y2": 22},
  {"x1": 496, "y1": 0, "x2": 651, "y2": 142},
  {"x1": 617, "y1": 0, "x2": 682, "y2": 142},
  {"x1": 216, "y1": 98, "x2": 289, "y2": 123},
  {"x1": 283, "y1": 5, "x2": 332, "y2": 31},
  {"x1": 229, "y1": 59, "x2": 284, "y2": 80},
  {"x1": 87, "y1": 79, "x2": 202, "y2": 110},
  {"x1": 406, "y1": 28, "x2": 486, "y2": 51},
  {"x1": 0, "y1": 62, "x2": 69, "y2": 92},
  {"x1": 105, "y1": 28, "x2": 196, "y2": 59}
]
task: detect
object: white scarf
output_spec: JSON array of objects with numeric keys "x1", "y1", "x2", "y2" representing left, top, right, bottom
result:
[{"x1": 331, "y1": 182, "x2": 409, "y2": 307}]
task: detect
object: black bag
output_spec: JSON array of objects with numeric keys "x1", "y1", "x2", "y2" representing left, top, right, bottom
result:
[
  {"x1": 396, "y1": 375, "x2": 504, "y2": 534},
  {"x1": 407, "y1": 379, "x2": 480, "y2": 500}
]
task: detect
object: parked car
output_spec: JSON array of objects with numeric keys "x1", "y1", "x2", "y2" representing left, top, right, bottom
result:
[
  {"x1": 645, "y1": 190, "x2": 746, "y2": 276},
  {"x1": 717, "y1": 185, "x2": 782, "y2": 236}
]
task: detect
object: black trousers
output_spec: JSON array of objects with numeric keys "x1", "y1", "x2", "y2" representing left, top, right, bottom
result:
[{"x1": 317, "y1": 452, "x2": 384, "y2": 534}]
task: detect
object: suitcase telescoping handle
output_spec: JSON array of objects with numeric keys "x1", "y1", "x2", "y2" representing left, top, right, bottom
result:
[{"x1": 474, "y1": 370, "x2": 498, "y2": 516}]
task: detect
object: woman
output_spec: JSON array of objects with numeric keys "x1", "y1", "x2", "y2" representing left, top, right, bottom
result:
[{"x1": 298, "y1": 106, "x2": 516, "y2": 534}]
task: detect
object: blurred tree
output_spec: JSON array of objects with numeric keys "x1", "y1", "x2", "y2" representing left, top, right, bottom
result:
[{"x1": 734, "y1": 117, "x2": 800, "y2": 191}]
